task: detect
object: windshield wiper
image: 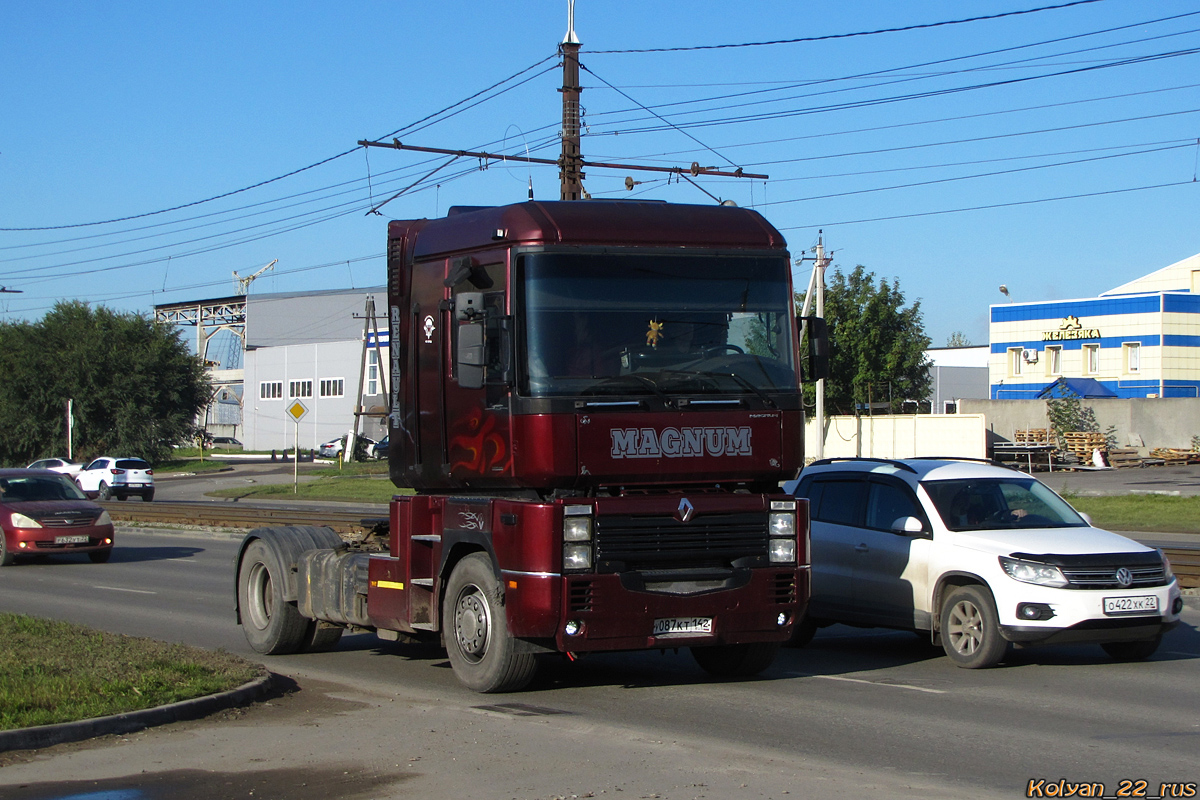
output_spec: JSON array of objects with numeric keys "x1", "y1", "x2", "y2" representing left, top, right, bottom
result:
[
  {"x1": 592, "y1": 374, "x2": 677, "y2": 409},
  {"x1": 666, "y1": 368, "x2": 777, "y2": 409}
]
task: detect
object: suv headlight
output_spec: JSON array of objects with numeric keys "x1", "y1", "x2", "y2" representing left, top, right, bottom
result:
[
  {"x1": 563, "y1": 505, "x2": 593, "y2": 572},
  {"x1": 1157, "y1": 548, "x2": 1175, "y2": 582},
  {"x1": 768, "y1": 500, "x2": 797, "y2": 564},
  {"x1": 1000, "y1": 556, "x2": 1069, "y2": 588}
]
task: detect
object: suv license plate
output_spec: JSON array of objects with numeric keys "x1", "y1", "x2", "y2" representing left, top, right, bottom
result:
[
  {"x1": 55, "y1": 535, "x2": 89, "y2": 545},
  {"x1": 1103, "y1": 596, "x2": 1158, "y2": 615},
  {"x1": 653, "y1": 617, "x2": 713, "y2": 637}
]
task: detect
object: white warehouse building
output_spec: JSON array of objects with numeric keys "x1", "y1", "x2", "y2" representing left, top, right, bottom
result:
[{"x1": 242, "y1": 287, "x2": 390, "y2": 451}]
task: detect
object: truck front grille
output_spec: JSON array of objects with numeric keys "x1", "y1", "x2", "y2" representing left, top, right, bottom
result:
[{"x1": 594, "y1": 512, "x2": 768, "y2": 572}]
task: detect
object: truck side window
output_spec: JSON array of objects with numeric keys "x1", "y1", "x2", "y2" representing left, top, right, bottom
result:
[{"x1": 813, "y1": 479, "x2": 867, "y2": 527}]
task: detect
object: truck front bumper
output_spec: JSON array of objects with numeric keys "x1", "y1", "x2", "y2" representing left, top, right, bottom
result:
[{"x1": 548, "y1": 567, "x2": 807, "y2": 653}]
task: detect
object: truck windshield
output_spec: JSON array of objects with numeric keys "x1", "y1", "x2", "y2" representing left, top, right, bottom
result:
[{"x1": 520, "y1": 252, "x2": 796, "y2": 398}]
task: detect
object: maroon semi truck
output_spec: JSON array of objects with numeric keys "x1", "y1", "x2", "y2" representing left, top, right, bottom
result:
[{"x1": 235, "y1": 199, "x2": 827, "y2": 692}]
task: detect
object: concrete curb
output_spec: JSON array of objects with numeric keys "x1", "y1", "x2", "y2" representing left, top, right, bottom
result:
[{"x1": 0, "y1": 672, "x2": 274, "y2": 754}]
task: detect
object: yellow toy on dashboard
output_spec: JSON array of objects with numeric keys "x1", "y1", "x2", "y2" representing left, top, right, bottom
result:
[{"x1": 646, "y1": 319, "x2": 664, "y2": 348}]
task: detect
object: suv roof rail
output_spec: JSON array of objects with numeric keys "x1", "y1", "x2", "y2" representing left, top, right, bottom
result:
[
  {"x1": 806, "y1": 457, "x2": 917, "y2": 474},
  {"x1": 907, "y1": 456, "x2": 1020, "y2": 471}
]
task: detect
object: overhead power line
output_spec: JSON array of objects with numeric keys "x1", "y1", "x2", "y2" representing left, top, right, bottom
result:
[
  {"x1": 589, "y1": 0, "x2": 1107, "y2": 54},
  {"x1": 0, "y1": 54, "x2": 559, "y2": 233}
]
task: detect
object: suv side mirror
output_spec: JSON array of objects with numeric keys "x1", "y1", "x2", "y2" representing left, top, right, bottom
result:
[
  {"x1": 891, "y1": 516, "x2": 927, "y2": 535},
  {"x1": 799, "y1": 315, "x2": 830, "y2": 382}
]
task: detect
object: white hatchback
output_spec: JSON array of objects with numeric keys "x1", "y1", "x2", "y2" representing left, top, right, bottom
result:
[
  {"x1": 76, "y1": 457, "x2": 155, "y2": 502},
  {"x1": 787, "y1": 458, "x2": 1183, "y2": 667}
]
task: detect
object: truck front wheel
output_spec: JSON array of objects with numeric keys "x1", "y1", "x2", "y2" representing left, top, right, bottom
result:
[
  {"x1": 238, "y1": 539, "x2": 309, "y2": 655},
  {"x1": 443, "y1": 553, "x2": 538, "y2": 693},
  {"x1": 691, "y1": 642, "x2": 780, "y2": 678}
]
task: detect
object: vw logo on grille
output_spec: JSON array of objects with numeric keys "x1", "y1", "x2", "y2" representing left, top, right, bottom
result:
[
  {"x1": 1115, "y1": 567, "x2": 1133, "y2": 588},
  {"x1": 675, "y1": 497, "x2": 695, "y2": 523}
]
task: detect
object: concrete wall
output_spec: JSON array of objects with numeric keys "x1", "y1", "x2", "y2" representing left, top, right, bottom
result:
[
  {"x1": 806, "y1": 414, "x2": 987, "y2": 461},
  {"x1": 959, "y1": 398, "x2": 1200, "y2": 449}
]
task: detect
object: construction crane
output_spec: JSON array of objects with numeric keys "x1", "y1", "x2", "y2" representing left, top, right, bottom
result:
[{"x1": 233, "y1": 259, "x2": 277, "y2": 295}]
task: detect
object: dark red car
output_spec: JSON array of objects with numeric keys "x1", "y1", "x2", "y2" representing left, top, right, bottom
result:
[{"x1": 0, "y1": 469, "x2": 115, "y2": 566}]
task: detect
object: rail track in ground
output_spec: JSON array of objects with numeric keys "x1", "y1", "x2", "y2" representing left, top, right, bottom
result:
[{"x1": 101, "y1": 500, "x2": 387, "y2": 534}]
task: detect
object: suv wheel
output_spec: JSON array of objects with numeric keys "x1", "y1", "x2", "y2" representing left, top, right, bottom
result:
[
  {"x1": 940, "y1": 585, "x2": 1008, "y2": 669},
  {"x1": 97, "y1": 483, "x2": 112, "y2": 501}
]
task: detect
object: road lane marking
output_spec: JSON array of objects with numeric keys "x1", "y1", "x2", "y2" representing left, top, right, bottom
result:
[
  {"x1": 784, "y1": 672, "x2": 947, "y2": 694},
  {"x1": 92, "y1": 586, "x2": 158, "y2": 595}
]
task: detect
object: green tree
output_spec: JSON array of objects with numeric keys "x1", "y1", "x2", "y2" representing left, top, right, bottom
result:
[
  {"x1": 800, "y1": 265, "x2": 932, "y2": 415},
  {"x1": 0, "y1": 302, "x2": 210, "y2": 465},
  {"x1": 946, "y1": 331, "x2": 972, "y2": 347}
]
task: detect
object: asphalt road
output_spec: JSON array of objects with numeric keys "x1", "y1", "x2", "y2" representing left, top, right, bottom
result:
[{"x1": 1, "y1": 528, "x2": 1196, "y2": 799}]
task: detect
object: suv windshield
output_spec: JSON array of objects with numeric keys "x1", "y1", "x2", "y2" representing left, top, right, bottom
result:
[
  {"x1": 924, "y1": 478, "x2": 1087, "y2": 531},
  {"x1": 519, "y1": 252, "x2": 796, "y2": 398},
  {"x1": 116, "y1": 459, "x2": 151, "y2": 470}
]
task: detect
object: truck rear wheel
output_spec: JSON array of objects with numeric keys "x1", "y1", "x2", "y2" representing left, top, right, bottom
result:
[
  {"x1": 691, "y1": 642, "x2": 780, "y2": 678},
  {"x1": 238, "y1": 539, "x2": 309, "y2": 655},
  {"x1": 443, "y1": 553, "x2": 538, "y2": 693}
]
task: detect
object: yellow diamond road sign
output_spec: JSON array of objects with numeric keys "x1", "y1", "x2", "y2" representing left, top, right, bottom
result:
[{"x1": 285, "y1": 399, "x2": 309, "y2": 422}]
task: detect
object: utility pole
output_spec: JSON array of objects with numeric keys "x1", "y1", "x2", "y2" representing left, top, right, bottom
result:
[
  {"x1": 798, "y1": 232, "x2": 831, "y2": 459},
  {"x1": 357, "y1": 3, "x2": 766, "y2": 211},
  {"x1": 559, "y1": 0, "x2": 584, "y2": 200}
]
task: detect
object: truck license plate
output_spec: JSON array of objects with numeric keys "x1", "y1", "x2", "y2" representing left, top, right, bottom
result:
[
  {"x1": 653, "y1": 617, "x2": 713, "y2": 637},
  {"x1": 1103, "y1": 595, "x2": 1158, "y2": 615},
  {"x1": 55, "y1": 535, "x2": 89, "y2": 545}
]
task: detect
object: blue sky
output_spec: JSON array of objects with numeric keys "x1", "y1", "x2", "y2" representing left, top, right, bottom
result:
[{"x1": 3, "y1": 0, "x2": 1198, "y2": 349}]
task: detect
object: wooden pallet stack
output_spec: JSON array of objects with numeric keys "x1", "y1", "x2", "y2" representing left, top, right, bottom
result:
[
  {"x1": 1148, "y1": 448, "x2": 1200, "y2": 466},
  {"x1": 1014, "y1": 428, "x2": 1050, "y2": 444},
  {"x1": 1062, "y1": 432, "x2": 1107, "y2": 464},
  {"x1": 1107, "y1": 447, "x2": 1142, "y2": 468}
]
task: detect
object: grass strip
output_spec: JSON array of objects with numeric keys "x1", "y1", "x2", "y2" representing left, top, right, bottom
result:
[
  {"x1": 1065, "y1": 494, "x2": 1200, "y2": 534},
  {"x1": 0, "y1": 613, "x2": 263, "y2": 731}
]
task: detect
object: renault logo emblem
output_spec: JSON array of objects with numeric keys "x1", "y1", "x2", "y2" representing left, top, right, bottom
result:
[
  {"x1": 1115, "y1": 567, "x2": 1133, "y2": 588},
  {"x1": 675, "y1": 497, "x2": 695, "y2": 523}
]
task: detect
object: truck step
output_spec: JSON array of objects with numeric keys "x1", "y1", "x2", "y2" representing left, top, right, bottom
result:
[
  {"x1": 411, "y1": 534, "x2": 441, "y2": 542},
  {"x1": 411, "y1": 578, "x2": 435, "y2": 588}
]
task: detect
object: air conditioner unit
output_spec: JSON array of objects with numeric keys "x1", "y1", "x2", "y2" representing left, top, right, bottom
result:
[{"x1": 1021, "y1": 348, "x2": 1039, "y2": 363}]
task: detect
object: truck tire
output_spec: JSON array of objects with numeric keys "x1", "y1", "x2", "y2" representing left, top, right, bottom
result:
[
  {"x1": 940, "y1": 585, "x2": 1008, "y2": 668},
  {"x1": 238, "y1": 539, "x2": 309, "y2": 655},
  {"x1": 691, "y1": 642, "x2": 780, "y2": 678},
  {"x1": 443, "y1": 553, "x2": 538, "y2": 693}
]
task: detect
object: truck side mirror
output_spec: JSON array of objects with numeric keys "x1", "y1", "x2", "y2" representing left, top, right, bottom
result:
[
  {"x1": 799, "y1": 315, "x2": 830, "y2": 382},
  {"x1": 457, "y1": 321, "x2": 485, "y2": 389}
]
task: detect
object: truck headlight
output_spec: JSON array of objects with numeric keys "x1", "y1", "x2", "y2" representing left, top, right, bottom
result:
[
  {"x1": 768, "y1": 501, "x2": 797, "y2": 564},
  {"x1": 563, "y1": 543, "x2": 592, "y2": 570},
  {"x1": 1000, "y1": 556, "x2": 1069, "y2": 588},
  {"x1": 563, "y1": 504, "x2": 594, "y2": 572}
]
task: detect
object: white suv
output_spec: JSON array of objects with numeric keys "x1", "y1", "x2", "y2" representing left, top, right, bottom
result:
[
  {"x1": 76, "y1": 457, "x2": 155, "y2": 502},
  {"x1": 787, "y1": 458, "x2": 1182, "y2": 668}
]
